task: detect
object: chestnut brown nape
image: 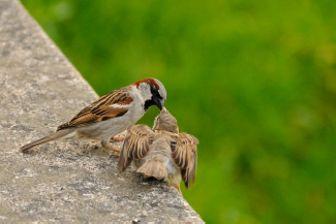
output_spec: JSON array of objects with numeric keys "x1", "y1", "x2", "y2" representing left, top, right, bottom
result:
[{"x1": 134, "y1": 78, "x2": 160, "y2": 90}]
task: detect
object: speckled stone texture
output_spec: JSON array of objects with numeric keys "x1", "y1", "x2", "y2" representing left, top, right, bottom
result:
[{"x1": 0, "y1": 1, "x2": 203, "y2": 223}]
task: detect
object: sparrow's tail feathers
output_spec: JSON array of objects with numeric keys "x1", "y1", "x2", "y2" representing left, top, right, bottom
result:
[
  {"x1": 136, "y1": 160, "x2": 168, "y2": 180},
  {"x1": 20, "y1": 129, "x2": 74, "y2": 153}
]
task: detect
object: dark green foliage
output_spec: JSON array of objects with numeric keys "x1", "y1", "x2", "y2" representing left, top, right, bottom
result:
[{"x1": 22, "y1": 0, "x2": 336, "y2": 223}]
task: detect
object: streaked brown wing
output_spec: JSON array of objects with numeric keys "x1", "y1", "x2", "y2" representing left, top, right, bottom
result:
[
  {"x1": 57, "y1": 88, "x2": 132, "y2": 130},
  {"x1": 172, "y1": 133, "x2": 199, "y2": 188},
  {"x1": 118, "y1": 125, "x2": 155, "y2": 171}
]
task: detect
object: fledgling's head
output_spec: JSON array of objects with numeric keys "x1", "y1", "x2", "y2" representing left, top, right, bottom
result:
[
  {"x1": 134, "y1": 78, "x2": 167, "y2": 111},
  {"x1": 153, "y1": 107, "x2": 179, "y2": 133}
]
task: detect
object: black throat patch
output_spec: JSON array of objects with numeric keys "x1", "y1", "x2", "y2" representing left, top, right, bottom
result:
[
  {"x1": 144, "y1": 98, "x2": 155, "y2": 111},
  {"x1": 144, "y1": 85, "x2": 163, "y2": 111}
]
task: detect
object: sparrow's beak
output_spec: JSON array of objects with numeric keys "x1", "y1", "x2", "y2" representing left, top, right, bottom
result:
[{"x1": 152, "y1": 95, "x2": 163, "y2": 110}]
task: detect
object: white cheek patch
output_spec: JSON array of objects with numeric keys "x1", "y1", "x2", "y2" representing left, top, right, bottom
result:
[
  {"x1": 159, "y1": 89, "x2": 166, "y2": 100},
  {"x1": 156, "y1": 80, "x2": 167, "y2": 100},
  {"x1": 138, "y1": 83, "x2": 152, "y2": 101}
]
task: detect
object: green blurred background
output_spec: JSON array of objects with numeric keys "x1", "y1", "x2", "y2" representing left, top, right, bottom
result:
[{"x1": 22, "y1": 0, "x2": 336, "y2": 223}]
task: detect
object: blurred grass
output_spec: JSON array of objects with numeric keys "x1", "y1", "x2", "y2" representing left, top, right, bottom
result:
[{"x1": 22, "y1": 0, "x2": 336, "y2": 223}]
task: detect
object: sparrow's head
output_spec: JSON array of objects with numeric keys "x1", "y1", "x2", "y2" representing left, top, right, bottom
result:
[
  {"x1": 153, "y1": 107, "x2": 179, "y2": 133},
  {"x1": 134, "y1": 78, "x2": 167, "y2": 110}
]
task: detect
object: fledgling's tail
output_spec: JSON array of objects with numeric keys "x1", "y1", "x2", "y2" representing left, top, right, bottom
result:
[
  {"x1": 20, "y1": 129, "x2": 74, "y2": 153},
  {"x1": 136, "y1": 160, "x2": 168, "y2": 180}
]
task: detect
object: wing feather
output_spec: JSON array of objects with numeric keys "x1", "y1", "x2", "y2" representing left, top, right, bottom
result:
[
  {"x1": 118, "y1": 125, "x2": 155, "y2": 171},
  {"x1": 172, "y1": 133, "x2": 199, "y2": 188},
  {"x1": 57, "y1": 88, "x2": 132, "y2": 130}
]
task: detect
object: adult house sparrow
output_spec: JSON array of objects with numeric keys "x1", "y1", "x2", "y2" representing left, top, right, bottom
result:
[
  {"x1": 118, "y1": 108, "x2": 199, "y2": 191},
  {"x1": 20, "y1": 78, "x2": 167, "y2": 154}
]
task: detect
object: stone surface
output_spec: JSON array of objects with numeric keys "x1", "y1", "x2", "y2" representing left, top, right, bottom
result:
[{"x1": 0, "y1": 0, "x2": 203, "y2": 223}]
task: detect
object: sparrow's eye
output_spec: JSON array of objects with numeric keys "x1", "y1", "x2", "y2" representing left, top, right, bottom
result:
[
  {"x1": 150, "y1": 86, "x2": 163, "y2": 100},
  {"x1": 155, "y1": 90, "x2": 163, "y2": 100}
]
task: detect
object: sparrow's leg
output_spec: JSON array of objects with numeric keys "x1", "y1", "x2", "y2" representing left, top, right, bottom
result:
[
  {"x1": 81, "y1": 140, "x2": 100, "y2": 155},
  {"x1": 101, "y1": 138, "x2": 121, "y2": 157}
]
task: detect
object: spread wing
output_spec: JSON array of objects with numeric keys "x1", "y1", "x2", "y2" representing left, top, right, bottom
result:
[
  {"x1": 172, "y1": 133, "x2": 199, "y2": 188},
  {"x1": 57, "y1": 88, "x2": 132, "y2": 130},
  {"x1": 118, "y1": 125, "x2": 155, "y2": 171}
]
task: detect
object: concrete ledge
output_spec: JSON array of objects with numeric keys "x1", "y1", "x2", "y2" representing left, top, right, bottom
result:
[{"x1": 0, "y1": 0, "x2": 203, "y2": 222}]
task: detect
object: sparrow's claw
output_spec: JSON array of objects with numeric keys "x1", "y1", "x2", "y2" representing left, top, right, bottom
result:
[{"x1": 81, "y1": 141, "x2": 100, "y2": 154}]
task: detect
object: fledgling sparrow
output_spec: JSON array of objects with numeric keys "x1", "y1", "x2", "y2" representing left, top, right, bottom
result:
[
  {"x1": 20, "y1": 78, "x2": 167, "y2": 154},
  {"x1": 118, "y1": 108, "x2": 199, "y2": 191}
]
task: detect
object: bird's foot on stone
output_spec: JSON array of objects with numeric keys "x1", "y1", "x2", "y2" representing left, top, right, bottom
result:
[{"x1": 81, "y1": 141, "x2": 100, "y2": 155}]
